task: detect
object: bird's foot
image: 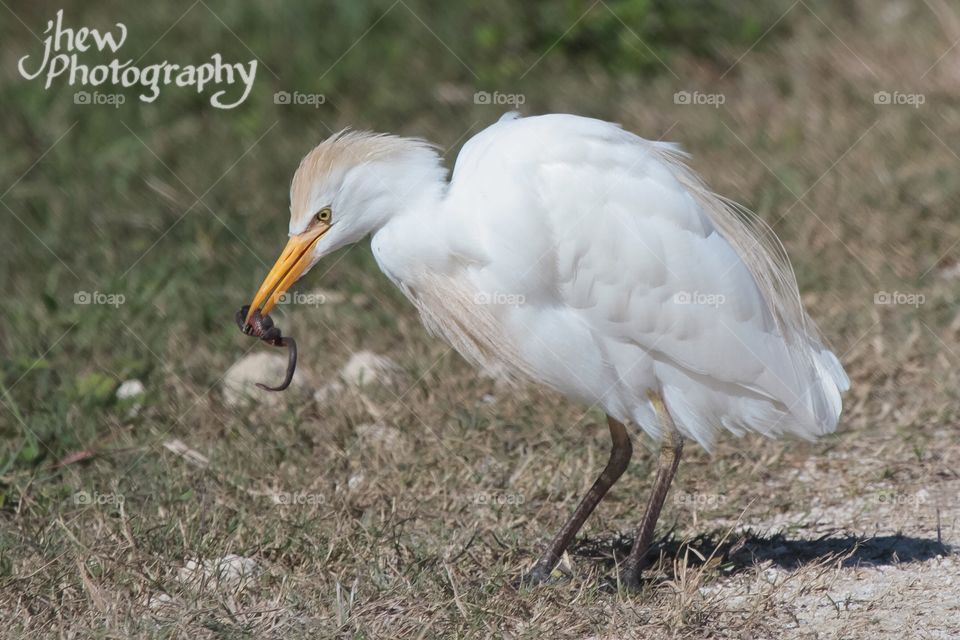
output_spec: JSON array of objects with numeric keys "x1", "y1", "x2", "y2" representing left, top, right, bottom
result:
[
  {"x1": 597, "y1": 571, "x2": 646, "y2": 594},
  {"x1": 618, "y1": 569, "x2": 644, "y2": 593}
]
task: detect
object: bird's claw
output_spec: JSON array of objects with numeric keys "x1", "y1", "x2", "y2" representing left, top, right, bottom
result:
[{"x1": 617, "y1": 571, "x2": 645, "y2": 593}]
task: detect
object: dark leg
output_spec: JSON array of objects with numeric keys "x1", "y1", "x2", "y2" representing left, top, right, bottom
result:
[
  {"x1": 518, "y1": 415, "x2": 633, "y2": 587},
  {"x1": 621, "y1": 395, "x2": 683, "y2": 589}
]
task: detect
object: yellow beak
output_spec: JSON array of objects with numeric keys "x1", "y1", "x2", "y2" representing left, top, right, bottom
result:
[{"x1": 245, "y1": 223, "x2": 328, "y2": 324}]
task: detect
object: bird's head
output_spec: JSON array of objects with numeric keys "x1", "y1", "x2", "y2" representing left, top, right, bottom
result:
[{"x1": 244, "y1": 129, "x2": 444, "y2": 324}]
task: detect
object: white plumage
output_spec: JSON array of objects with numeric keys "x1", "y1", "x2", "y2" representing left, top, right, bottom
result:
[
  {"x1": 371, "y1": 113, "x2": 848, "y2": 448},
  {"x1": 243, "y1": 112, "x2": 849, "y2": 587}
]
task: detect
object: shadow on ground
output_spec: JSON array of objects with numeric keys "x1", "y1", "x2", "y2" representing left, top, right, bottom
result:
[{"x1": 572, "y1": 528, "x2": 952, "y2": 575}]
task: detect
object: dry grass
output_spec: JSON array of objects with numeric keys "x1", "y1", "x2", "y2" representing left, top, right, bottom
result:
[{"x1": 2, "y1": 1, "x2": 960, "y2": 638}]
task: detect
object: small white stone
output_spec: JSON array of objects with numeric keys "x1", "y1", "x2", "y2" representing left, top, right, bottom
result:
[
  {"x1": 340, "y1": 351, "x2": 398, "y2": 387},
  {"x1": 212, "y1": 554, "x2": 258, "y2": 583},
  {"x1": 116, "y1": 379, "x2": 145, "y2": 400},
  {"x1": 145, "y1": 592, "x2": 176, "y2": 611},
  {"x1": 178, "y1": 554, "x2": 259, "y2": 588},
  {"x1": 116, "y1": 379, "x2": 146, "y2": 416},
  {"x1": 938, "y1": 262, "x2": 960, "y2": 280},
  {"x1": 348, "y1": 473, "x2": 365, "y2": 492}
]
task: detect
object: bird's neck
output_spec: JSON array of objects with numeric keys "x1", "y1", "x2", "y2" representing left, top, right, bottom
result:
[{"x1": 370, "y1": 170, "x2": 455, "y2": 288}]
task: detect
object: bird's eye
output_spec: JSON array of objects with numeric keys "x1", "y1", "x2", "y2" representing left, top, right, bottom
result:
[{"x1": 316, "y1": 207, "x2": 332, "y2": 224}]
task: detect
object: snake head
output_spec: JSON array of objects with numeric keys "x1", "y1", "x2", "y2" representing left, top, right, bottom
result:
[{"x1": 235, "y1": 305, "x2": 251, "y2": 333}]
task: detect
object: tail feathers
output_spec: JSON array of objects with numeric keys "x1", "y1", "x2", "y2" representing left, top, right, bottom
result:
[
  {"x1": 649, "y1": 349, "x2": 849, "y2": 451},
  {"x1": 810, "y1": 346, "x2": 850, "y2": 431}
]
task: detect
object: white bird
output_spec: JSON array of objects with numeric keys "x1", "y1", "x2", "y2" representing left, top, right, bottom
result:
[{"x1": 241, "y1": 113, "x2": 849, "y2": 588}]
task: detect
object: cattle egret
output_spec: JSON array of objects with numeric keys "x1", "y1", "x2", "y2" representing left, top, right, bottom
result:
[{"x1": 241, "y1": 113, "x2": 849, "y2": 588}]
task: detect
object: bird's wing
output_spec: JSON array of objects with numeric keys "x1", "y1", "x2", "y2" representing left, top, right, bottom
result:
[{"x1": 447, "y1": 114, "x2": 848, "y2": 446}]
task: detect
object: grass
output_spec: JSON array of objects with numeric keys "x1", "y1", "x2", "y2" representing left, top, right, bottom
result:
[{"x1": 2, "y1": 0, "x2": 959, "y2": 637}]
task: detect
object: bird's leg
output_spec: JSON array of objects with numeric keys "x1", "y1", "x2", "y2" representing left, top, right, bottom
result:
[
  {"x1": 517, "y1": 415, "x2": 632, "y2": 587},
  {"x1": 620, "y1": 394, "x2": 683, "y2": 590}
]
